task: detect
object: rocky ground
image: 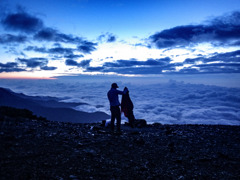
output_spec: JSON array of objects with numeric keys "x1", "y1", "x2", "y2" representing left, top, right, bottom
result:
[{"x1": 0, "y1": 111, "x2": 240, "y2": 179}]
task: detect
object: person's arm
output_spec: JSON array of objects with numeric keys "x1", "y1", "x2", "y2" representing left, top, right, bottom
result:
[
  {"x1": 117, "y1": 87, "x2": 129, "y2": 95},
  {"x1": 116, "y1": 90, "x2": 124, "y2": 95}
]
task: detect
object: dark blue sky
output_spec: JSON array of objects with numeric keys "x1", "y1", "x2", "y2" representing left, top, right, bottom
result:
[{"x1": 0, "y1": 0, "x2": 240, "y2": 85}]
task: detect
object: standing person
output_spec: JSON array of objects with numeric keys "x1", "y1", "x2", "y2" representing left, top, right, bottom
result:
[
  {"x1": 121, "y1": 87, "x2": 135, "y2": 128},
  {"x1": 107, "y1": 83, "x2": 127, "y2": 133}
]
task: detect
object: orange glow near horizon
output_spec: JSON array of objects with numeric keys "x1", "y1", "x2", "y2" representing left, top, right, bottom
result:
[
  {"x1": 0, "y1": 72, "x2": 57, "y2": 80},
  {"x1": 0, "y1": 77, "x2": 56, "y2": 80}
]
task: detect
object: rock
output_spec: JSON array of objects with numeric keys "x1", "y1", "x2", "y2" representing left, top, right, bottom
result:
[
  {"x1": 167, "y1": 142, "x2": 175, "y2": 152},
  {"x1": 69, "y1": 175, "x2": 78, "y2": 179},
  {"x1": 165, "y1": 126, "x2": 172, "y2": 135},
  {"x1": 134, "y1": 138, "x2": 145, "y2": 145},
  {"x1": 84, "y1": 149, "x2": 97, "y2": 157},
  {"x1": 152, "y1": 122, "x2": 162, "y2": 127},
  {"x1": 97, "y1": 130, "x2": 107, "y2": 134},
  {"x1": 130, "y1": 131, "x2": 140, "y2": 135},
  {"x1": 134, "y1": 119, "x2": 147, "y2": 128},
  {"x1": 218, "y1": 152, "x2": 229, "y2": 159},
  {"x1": 76, "y1": 142, "x2": 84, "y2": 148}
]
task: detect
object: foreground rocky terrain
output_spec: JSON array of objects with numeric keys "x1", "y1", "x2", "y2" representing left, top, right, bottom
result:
[{"x1": 0, "y1": 107, "x2": 240, "y2": 179}]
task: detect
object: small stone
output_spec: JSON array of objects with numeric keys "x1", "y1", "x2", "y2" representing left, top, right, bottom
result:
[
  {"x1": 134, "y1": 138, "x2": 145, "y2": 145},
  {"x1": 76, "y1": 142, "x2": 84, "y2": 148},
  {"x1": 69, "y1": 175, "x2": 78, "y2": 179}
]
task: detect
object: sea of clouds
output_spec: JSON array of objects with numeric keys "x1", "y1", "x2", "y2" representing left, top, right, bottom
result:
[{"x1": 0, "y1": 79, "x2": 239, "y2": 125}]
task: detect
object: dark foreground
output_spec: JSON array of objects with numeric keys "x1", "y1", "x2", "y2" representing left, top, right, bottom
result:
[{"x1": 0, "y1": 116, "x2": 240, "y2": 179}]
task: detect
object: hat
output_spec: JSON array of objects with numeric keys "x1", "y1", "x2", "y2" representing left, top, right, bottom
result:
[{"x1": 111, "y1": 83, "x2": 119, "y2": 88}]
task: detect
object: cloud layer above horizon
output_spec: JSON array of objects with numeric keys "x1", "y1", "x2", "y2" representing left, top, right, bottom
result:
[{"x1": 0, "y1": 5, "x2": 240, "y2": 78}]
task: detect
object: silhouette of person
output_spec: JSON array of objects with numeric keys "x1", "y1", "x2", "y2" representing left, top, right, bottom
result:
[
  {"x1": 107, "y1": 83, "x2": 127, "y2": 133},
  {"x1": 121, "y1": 87, "x2": 135, "y2": 128}
]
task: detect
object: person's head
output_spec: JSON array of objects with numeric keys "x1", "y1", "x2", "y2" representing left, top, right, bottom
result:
[
  {"x1": 111, "y1": 83, "x2": 119, "y2": 89},
  {"x1": 124, "y1": 87, "x2": 129, "y2": 94}
]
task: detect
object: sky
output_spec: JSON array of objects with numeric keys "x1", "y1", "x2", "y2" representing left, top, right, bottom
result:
[{"x1": 0, "y1": 0, "x2": 240, "y2": 87}]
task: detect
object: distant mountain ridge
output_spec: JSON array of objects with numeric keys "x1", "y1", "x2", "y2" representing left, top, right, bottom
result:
[{"x1": 0, "y1": 87, "x2": 110, "y2": 123}]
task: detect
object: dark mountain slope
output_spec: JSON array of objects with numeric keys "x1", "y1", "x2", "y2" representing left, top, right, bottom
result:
[{"x1": 0, "y1": 87, "x2": 109, "y2": 123}]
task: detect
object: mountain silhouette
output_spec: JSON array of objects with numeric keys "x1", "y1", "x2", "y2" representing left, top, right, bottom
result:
[{"x1": 0, "y1": 87, "x2": 110, "y2": 123}]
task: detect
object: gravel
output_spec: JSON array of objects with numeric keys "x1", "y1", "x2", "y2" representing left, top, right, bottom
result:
[{"x1": 0, "y1": 117, "x2": 240, "y2": 179}]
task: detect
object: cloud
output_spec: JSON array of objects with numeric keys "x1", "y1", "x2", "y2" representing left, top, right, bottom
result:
[
  {"x1": 149, "y1": 11, "x2": 240, "y2": 49},
  {"x1": 1, "y1": 9, "x2": 239, "y2": 76},
  {"x1": 130, "y1": 82, "x2": 240, "y2": 125},
  {"x1": 84, "y1": 57, "x2": 180, "y2": 74},
  {"x1": 104, "y1": 67, "x2": 164, "y2": 74},
  {"x1": 1, "y1": 11, "x2": 43, "y2": 33},
  {"x1": 0, "y1": 62, "x2": 18, "y2": 68},
  {"x1": 98, "y1": 33, "x2": 117, "y2": 43},
  {"x1": 64, "y1": 54, "x2": 84, "y2": 59},
  {"x1": 65, "y1": 59, "x2": 78, "y2": 66},
  {"x1": 1, "y1": 10, "x2": 98, "y2": 54},
  {"x1": 25, "y1": 46, "x2": 79, "y2": 58},
  {"x1": 231, "y1": 40, "x2": 240, "y2": 46},
  {"x1": 86, "y1": 66, "x2": 105, "y2": 71},
  {"x1": 107, "y1": 35, "x2": 116, "y2": 43},
  {"x1": 2, "y1": 80, "x2": 239, "y2": 125},
  {"x1": 206, "y1": 50, "x2": 240, "y2": 63},
  {"x1": 0, "y1": 10, "x2": 98, "y2": 61},
  {"x1": 0, "y1": 62, "x2": 25, "y2": 72},
  {"x1": 77, "y1": 41, "x2": 97, "y2": 54},
  {"x1": 40, "y1": 66, "x2": 57, "y2": 71},
  {"x1": 34, "y1": 28, "x2": 98, "y2": 54},
  {"x1": 184, "y1": 50, "x2": 240, "y2": 64},
  {"x1": 79, "y1": 49, "x2": 240, "y2": 75},
  {"x1": 79, "y1": 47, "x2": 239, "y2": 75},
  {"x1": 103, "y1": 57, "x2": 171, "y2": 67},
  {"x1": 74, "y1": 104, "x2": 99, "y2": 113},
  {"x1": 24, "y1": 46, "x2": 48, "y2": 54},
  {"x1": 48, "y1": 47, "x2": 75, "y2": 55},
  {"x1": 65, "y1": 59, "x2": 91, "y2": 67},
  {"x1": 177, "y1": 68, "x2": 200, "y2": 74},
  {"x1": 24, "y1": 45, "x2": 85, "y2": 62},
  {"x1": 0, "y1": 34, "x2": 27, "y2": 44},
  {"x1": 180, "y1": 50, "x2": 240, "y2": 74},
  {"x1": 17, "y1": 57, "x2": 48, "y2": 68},
  {"x1": 102, "y1": 65, "x2": 177, "y2": 74},
  {"x1": 79, "y1": 59, "x2": 91, "y2": 67},
  {"x1": 196, "y1": 63, "x2": 240, "y2": 73},
  {"x1": 34, "y1": 28, "x2": 82, "y2": 44},
  {"x1": 178, "y1": 64, "x2": 240, "y2": 74}
]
